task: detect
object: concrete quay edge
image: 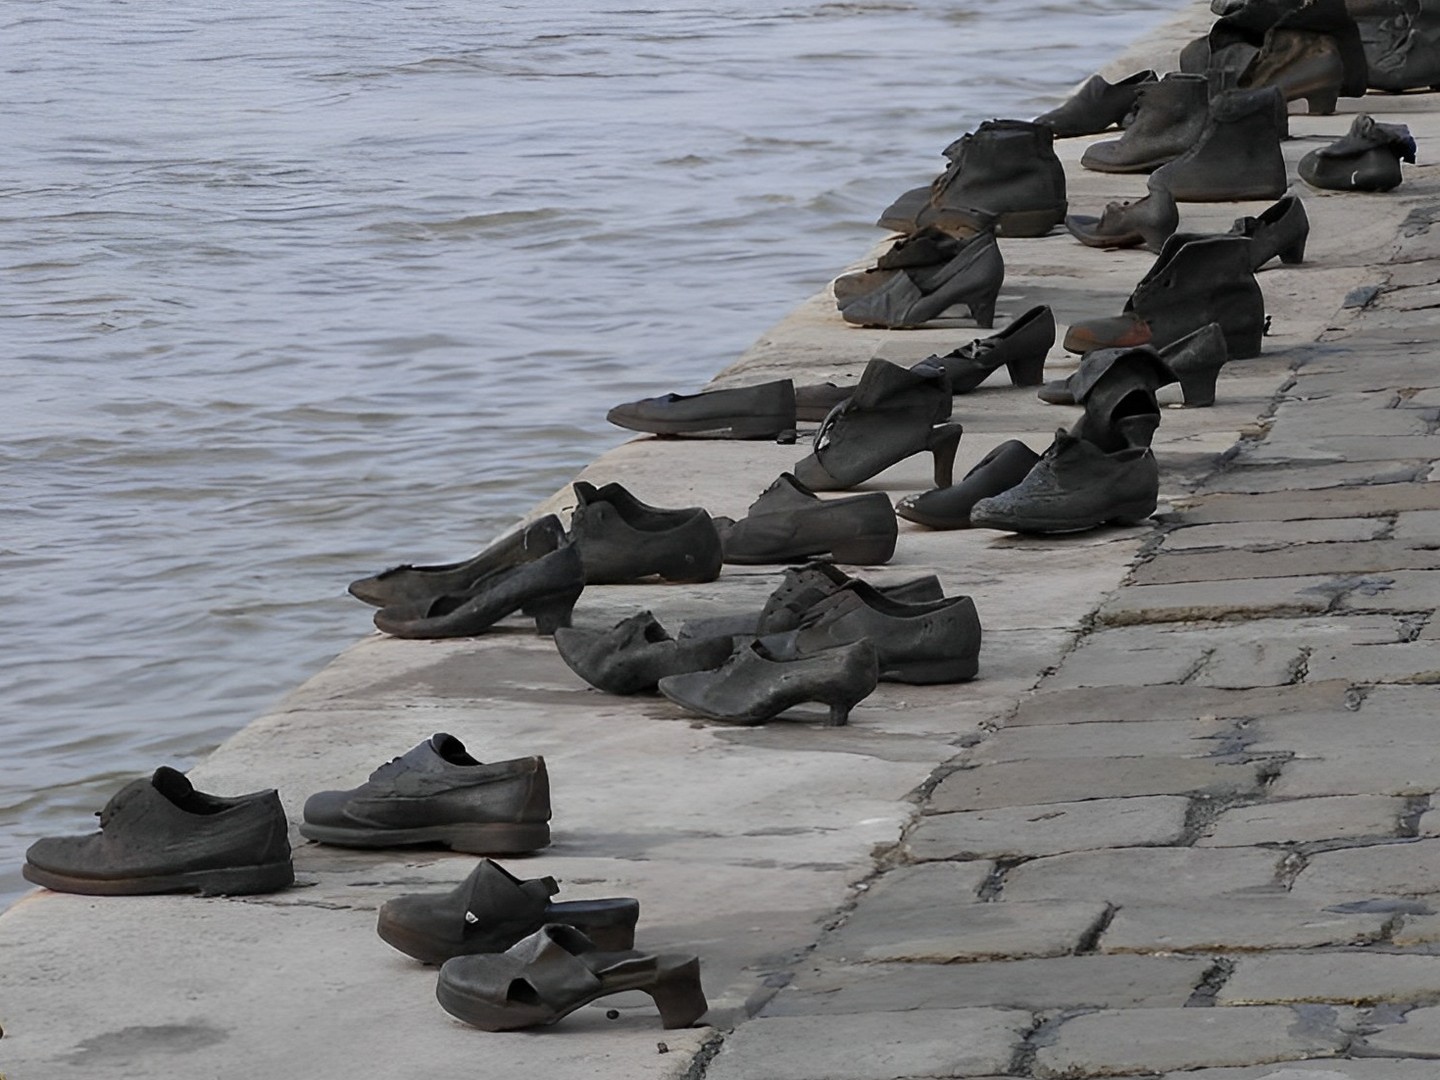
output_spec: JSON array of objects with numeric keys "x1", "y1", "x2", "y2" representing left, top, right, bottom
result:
[{"x1": 10, "y1": 2, "x2": 1440, "y2": 1078}]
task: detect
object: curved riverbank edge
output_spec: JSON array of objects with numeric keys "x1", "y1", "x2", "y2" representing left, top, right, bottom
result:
[{"x1": 12, "y1": 2, "x2": 1440, "y2": 1077}]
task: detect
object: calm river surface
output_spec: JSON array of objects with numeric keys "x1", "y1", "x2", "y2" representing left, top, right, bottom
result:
[{"x1": 2, "y1": 0, "x2": 1184, "y2": 907}]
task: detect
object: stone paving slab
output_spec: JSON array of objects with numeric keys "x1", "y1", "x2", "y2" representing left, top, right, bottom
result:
[
  {"x1": 1142, "y1": 1063, "x2": 1440, "y2": 1080},
  {"x1": 1008, "y1": 681, "x2": 1354, "y2": 727},
  {"x1": 1032, "y1": 1006, "x2": 1346, "y2": 1079},
  {"x1": 1337, "y1": 570, "x2": 1440, "y2": 613},
  {"x1": 1160, "y1": 520, "x2": 1389, "y2": 550},
  {"x1": 1002, "y1": 846, "x2": 1283, "y2": 904},
  {"x1": 1290, "y1": 839, "x2": 1440, "y2": 900},
  {"x1": 1096, "y1": 577, "x2": 1340, "y2": 627},
  {"x1": 962, "y1": 721, "x2": 1229, "y2": 761},
  {"x1": 1356, "y1": 1002, "x2": 1440, "y2": 1057},
  {"x1": 1198, "y1": 796, "x2": 1407, "y2": 847},
  {"x1": 1132, "y1": 543, "x2": 1440, "y2": 586},
  {"x1": 1101, "y1": 899, "x2": 1393, "y2": 953},
  {"x1": 1219, "y1": 953, "x2": 1440, "y2": 1006},
  {"x1": 1166, "y1": 483, "x2": 1440, "y2": 526},
  {"x1": 1197, "y1": 461, "x2": 1425, "y2": 495},
  {"x1": 928, "y1": 758, "x2": 1265, "y2": 813},
  {"x1": 910, "y1": 796, "x2": 1189, "y2": 860},
  {"x1": 1306, "y1": 641, "x2": 1440, "y2": 683}
]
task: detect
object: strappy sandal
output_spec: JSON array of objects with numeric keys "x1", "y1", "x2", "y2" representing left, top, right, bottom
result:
[
  {"x1": 377, "y1": 860, "x2": 640, "y2": 965},
  {"x1": 436, "y1": 924, "x2": 707, "y2": 1031}
]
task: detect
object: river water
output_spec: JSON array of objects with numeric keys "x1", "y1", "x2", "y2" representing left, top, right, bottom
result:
[{"x1": 2, "y1": 0, "x2": 1184, "y2": 907}]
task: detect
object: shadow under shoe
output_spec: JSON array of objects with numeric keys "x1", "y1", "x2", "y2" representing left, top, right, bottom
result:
[
  {"x1": 896, "y1": 439, "x2": 1043, "y2": 530},
  {"x1": 1150, "y1": 87, "x2": 1287, "y2": 202},
  {"x1": 1065, "y1": 183, "x2": 1178, "y2": 252},
  {"x1": 716, "y1": 473, "x2": 897, "y2": 565},
  {"x1": 658, "y1": 638, "x2": 879, "y2": 727},
  {"x1": 1081, "y1": 73, "x2": 1209, "y2": 173},
  {"x1": 376, "y1": 858, "x2": 640, "y2": 965},
  {"x1": 606, "y1": 379, "x2": 797, "y2": 442},
  {"x1": 793, "y1": 359, "x2": 963, "y2": 491},
  {"x1": 348, "y1": 514, "x2": 567, "y2": 609},
  {"x1": 23, "y1": 767, "x2": 293, "y2": 897},
  {"x1": 300, "y1": 733, "x2": 552, "y2": 854},
  {"x1": 759, "y1": 582, "x2": 982, "y2": 685},
  {"x1": 913, "y1": 305, "x2": 1055, "y2": 393},
  {"x1": 969, "y1": 428, "x2": 1160, "y2": 535},
  {"x1": 553, "y1": 611, "x2": 734, "y2": 695},
  {"x1": 839, "y1": 230, "x2": 1004, "y2": 329},
  {"x1": 1299, "y1": 113, "x2": 1416, "y2": 192},
  {"x1": 373, "y1": 543, "x2": 585, "y2": 639},
  {"x1": 568, "y1": 480, "x2": 722, "y2": 585},
  {"x1": 1035, "y1": 69, "x2": 1158, "y2": 137}
]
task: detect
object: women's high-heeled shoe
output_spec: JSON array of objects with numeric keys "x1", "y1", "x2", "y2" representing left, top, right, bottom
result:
[
  {"x1": 1232, "y1": 195, "x2": 1307, "y2": 270},
  {"x1": 437, "y1": 924, "x2": 707, "y2": 1031},
  {"x1": 912, "y1": 305, "x2": 1056, "y2": 393},
  {"x1": 373, "y1": 544, "x2": 585, "y2": 639},
  {"x1": 838, "y1": 230, "x2": 1004, "y2": 329},
  {"x1": 792, "y1": 359, "x2": 964, "y2": 491},
  {"x1": 605, "y1": 379, "x2": 797, "y2": 442},
  {"x1": 553, "y1": 611, "x2": 734, "y2": 695},
  {"x1": 657, "y1": 639, "x2": 880, "y2": 727},
  {"x1": 348, "y1": 515, "x2": 567, "y2": 609},
  {"x1": 896, "y1": 440, "x2": 1042, "y2": 530},
  {"x1": 568, "y1": 481, "x2": 722, "y2": 585},
  {"x1": 378, "y1": 859, "x2": 640, "y2": 965},
  {"x1": 1065, "y1": 184, "x2": 1178, "y2": 252},
  {"x1": 832, "y1": 227, "x2": 973, "y2": 307},
  {"x1": 715, "y1": 474, "x2": 898, "y2": 566},
  {"x1": 1159, "y1": 322, "x2": 1229, "y2": 407}
]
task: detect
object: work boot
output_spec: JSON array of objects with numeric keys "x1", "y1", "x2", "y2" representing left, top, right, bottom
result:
[
  {"x1": 1081, "y1": 74, "x2": 1209, "y2": 174},
  {"x1": 1353, "y1": 0, "x2": 1440, "y2": 91},
  {"x1": 916, "y1": 119, "x2": 1067, "y2": 237},
  {"x1": 1150, "y1": 87, "x2": 1287, "y2": 202},
  {"x1": 1064, "y1": 235, "x2": 1265, "y2": 359},
  {"x1": 1241, "y1": 27, "x2": 1346, "y2": 112},
  {"x1": 1034, "y1": 70, "x2": 1158, "y2": 136},
  {"x1": 1192, "y1": 0, "x2": 1368, "y2": 96},
  {"x1": 1299, "y1": 113, "x2": 1416, "y2": 191}
]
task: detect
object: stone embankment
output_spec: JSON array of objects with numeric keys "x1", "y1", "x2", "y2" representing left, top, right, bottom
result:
[{"x1": 8, "y1": 3, "x2": 1440, "y2": 1078}]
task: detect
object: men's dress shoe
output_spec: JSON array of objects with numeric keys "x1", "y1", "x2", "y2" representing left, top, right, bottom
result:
[
  {"x1": 1150, "y1": 87, "x2": 1287, "y2": 202},
  {"x1": 436, "y1": 924, "x2": 708, "y2": 1031},
  {"x1": 1063, "y1": 235, "x2": 1265, "y2": 360},
  {"x1": 553, "y1": 611, "x2": 734, "y2": 695},
  {"x1": 716, "y1": 473, "x2": 898, "y2": 566},
  {"x1": 1081, "y1": 74, "x2": 1209, "y2": 173},
  {"x1": 23, "y1": 767, "x2": 292, "y2": 897},
  {"x1": 896, "y1": 440, "x2": 1043, "y2": 530},
  {"x1": 793, "y1": 359, "x2": 964, "y2": 491},
  {"x1": 1299, "y1": 114, "x2": 1416, "y2": 191},
  {"x1": 913, "y1": 305, "x2": 1055, "y2": 393},
  {"x1": 678, "y1": 563, "x2": 944, "y2": 639},
  {"x1": 568, "y1": 481, "x2": 722, "y2": 585},
  {"x1": 969, "y1": 429, "x2": 1160, "y2": 534},
  {"x1": 658, "y1": 639, "x2": 880, "y2": 727},
  {"x1": 377, "y1": 859, "x2": 640, "y2": 965},
  {"x1": 373, "y1": 543, "x2": 584, "y2": 639},
  {"x1": 839, "y1": 230, "x2": 1005, "y2": 329},
  {"x1": 1035, "y1": 70, "x2": 1158, "y2": 137},
  {"x1": 348, "y1": 515, "x2": 567, "y2": 609},
  {"x1": 300, "y1": 733, "x2": 552, "y2": 854},
  {"x1": 606, "y1": 379, "x2": 797, "y2": 442},
  {"x1": 760, "y1": 583, "x2": 983, "y2": 685},
  {"x1": 1065, "y1": 185, "x2": 1179, "y2": 252}
]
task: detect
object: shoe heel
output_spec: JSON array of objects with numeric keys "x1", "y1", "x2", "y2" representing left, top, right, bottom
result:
[
  {"x1": 829, "y1": 533, "x2": 896, "y2": 565},
  {"x1": 1177, "y1": 367, "x2": 1220, "y2": 408},
  {"x1": 928, "y1": 423, "x2": 965, "y2": 488},
  {"x1": 1305, "y1": 87, "x2": 1338, "y2": 115},
  {"x1": 646, "y1": 957, "x2": 708, "y2": 1029},
  {"x1": 968, "y1": 288, "x2": 999, "y2": 330},
  {"x1": 523, "y1": 588, "x2": 581, "y2": 635},
  {"x1": 1004, "y1": 351, "x2": 1046, "y2": 388},
  {"x1": 442, "y1": 822, "x2": 552, "y2": 855},
  {"x1": 1278, "y1": 235, "x2": 1306, "y2": 265},
  {"x1": 825, "y1": 699, "x2": 855, "y2": 727}
]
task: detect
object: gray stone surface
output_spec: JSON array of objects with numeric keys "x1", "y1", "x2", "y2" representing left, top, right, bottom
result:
[
  {"x1": 1101, "y1": 899, "x2": 1393, "y2": 953},
  {"x1": 1161, "y1": 520, "x2": 1389, "y2": 550},
  {"x1": 821, "y1": 898, "x2": 1109, "y2": 964},
  {"x1": 1033, "y1": 1006, "x2": 1345, "y2": 1078},
  {"x1": 1132, "y1": 542, "x2": 1440, "y2": 586},
  {"x1": 1198, "y1": 796, "x2": 1406, "y2": 847},
  {"x1": 1148, "y1": 1063, "x2": 1440, "y2": 1079},
  {"x1": 910, "y1": 796, "x2": 1189, "y2": 860},
  {"x1": 1097, "y1": 577, "x2": 1338, "y2": 626},
  {"x1": 1002, "y1": 846, "x2": 1283, "y2": 904},
  {"x1": 1357, "y1": 1003, "x2": 1440, "y2": 1057},
  {"x1": 705, "y1": 1009, "x2": 1031, "y2": 1080},
  {"x1": 1291, "y1": 838, "x2": 1440, "y2": 900},
  {"x1": 929, "y1": 758, "x2": 1265, "y2": 813},
  {"x1": 1220, "y1": 953, "x2": 1440, "y2": 1005},
  {"x1": 1009, "y1": 681, "x2": 1352, "y2": 726}
]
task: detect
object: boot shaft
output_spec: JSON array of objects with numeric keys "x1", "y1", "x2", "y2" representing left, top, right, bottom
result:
[{"x1": 1151, "y1": 86, "x2": 1287, "y2": 201}]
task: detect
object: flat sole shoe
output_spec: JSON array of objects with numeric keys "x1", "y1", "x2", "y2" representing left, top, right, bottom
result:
[
  {"x1": 606, "y1": 412, "x2": 797, "y2": 440},
  {"x1": 377, "y1": 898, "x2": 640, "y2": 965},
  {"x1": 974, "y1": 504, "x2": 1156, "y2": 534},
  {"x1": 22, "y1": 859, "x2": 295, "y2": 897},
  {"x1": 297, "y1": 821, "x2": 551, "y2": 854}
]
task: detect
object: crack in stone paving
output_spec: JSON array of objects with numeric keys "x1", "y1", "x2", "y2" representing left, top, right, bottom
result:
[
  {"x1": 1009, "y1": 1010, "x2": 1088, "y2": 1078},
  {"x1": 977, "y1": 857, "x2": 1026, "y2": 902},
  {"x1": 1399, "y1": 795, "x2": 1432, "y2": 837},
  {"x1": 1185, "y1": 957, "x2": 1238, "y2": 1007},
  {"x1": 684, "y1": 1030, "x2": 727, "y2": 1080},
  {"x1": 1073, "y1": 903, "x2": 1118, "y2": 954}
]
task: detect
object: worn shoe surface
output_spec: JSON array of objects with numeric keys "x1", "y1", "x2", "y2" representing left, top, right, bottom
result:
[
  {"x1": 716, "y1": 473, "x2": 897, "y2": 565},
  {"x1": 300, "y1": 734, "x2": 552, "y2": 854},
  {"x1": 794, "y1": 381, "x2": 857, "y2": 422},
  {"x1": 919, "y1": 119, "x2": 1067, "y2": 237},
  {"x1": 1035, "y1": 70, "x2": 1158, "y2": 136},
  {"x1": 658, "y1": 639, "x2": 880, "y2": 727},
  {"x1": 896, "y1": 439, "x2": 1043, "y2": 530},
  {"x1": 970, "y1": 429, "x2": 1160, "y2": 534},
  {"x1": 1159, "y1": 322, "x2": 1230, "y2": 407},
  {"x1": 1065, "y1": 184, "x2": 1179, "y2": 252},
  {"x1": 377, "y1": 859, "x2": 640, "y2": 965},
  {"x1": 1150, "y1": 87, "x2": 1288, "y2": 202},
  {"x1": 1240, "y1": 27, "x2": 1346, "y2": 112},
  {"x1": 1081, "y1": 73, "x2": 1209, "y2": 173},
  {"x1": 568, "y1": 481, "x2": 722, "y2": 585},
  {"x1": 553, "y1": 611, "x2": 734, "y2": 695},
  {"x1": 839, "y1": 230, "x2": 1004, "y2": 329},
  {"x1": 348, "y1": 515, "x2": 567, "y2": 609},
  {"x1": 23, "y1": 767, "x2": 293, "y2": 896},
  {"x1": 373, "y1": 543, "x2": 585, "y2": 639},
  {"x1": 1067, "y1": 349, "x2": 1167, "y2": 452},
  {"x1": 1355, "y1": 0, "x2": 1440, "y2": 91},
  {"x1": 606, "y1": 380, "x2": 797, "y2": 442},
  {"x1": 1298, "y1": 113, "x2": 1416, "y2": 191},
  {"x1": 917, "y1": 305, "x2": 1055, "y2": 393}
]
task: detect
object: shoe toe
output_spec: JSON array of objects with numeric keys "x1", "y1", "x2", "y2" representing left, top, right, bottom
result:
[
  {"x1": 791, "y1": 454, "x2": 839, "y2": 492},
  {"x1": 301, "y1": 789, "x2": 354, "y2": 829}
]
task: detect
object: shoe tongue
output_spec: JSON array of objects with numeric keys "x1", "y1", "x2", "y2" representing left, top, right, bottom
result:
[{"x1": 430, "y1": 732, "x2": 480, "y2": 767}]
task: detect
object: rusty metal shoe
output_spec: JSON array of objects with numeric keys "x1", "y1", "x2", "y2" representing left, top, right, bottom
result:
[
  {"x1": 377, "y1": 859, "x2": 640, "y2": 965},
  {"x1": 1035, "y1": 70, "x2": 1158, "y2": 137},
  {"x1": 1065, "y1": 184, "x2": 1178, "y2": 252},
  {"x1": 553, "y1": 611, "x2": 734, "y2": 695},
  {"x1": 716, "y1": 473, "x2": 897, "y2": 566}
]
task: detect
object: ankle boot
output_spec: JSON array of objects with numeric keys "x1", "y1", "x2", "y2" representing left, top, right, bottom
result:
[
  {"x1": 1065, "y1": 182, "x2": 1179, "y2": 251},
  {"x1": 918, "y1": 120, "x2": 1067, "y2": 237},
  {"x1": 1354, "y1": 0, "x2": 1440, "y2": 91},
  {"x1": 1065, "y1": 348, "x2": 1167, "y2": 452},
  {"x1": 1035, "y1": 70, "x2": 1158, "y2": 137},
  {"x1": 913, "y1": 305, "x2": 1055, "y2": 393},
  {"x1": 1150, "y1": 87, "x2": 1287, "y2": 202},
  {"x1": 1241, "y1": 27, "x2": 1346, "y2": 112},
  {"x1": 1064, "y1": 235, "x2": 1265, "y2": 359},
  {"x1": 1081, "y1": 74, "x2": 1209, "y2": 173},
  {"x1": 1159, "y1": 322, "x2": 1230, "y2": 407},
  {"x1": 1201, "y1": 0, "x2": 1368, "y2": 96},
  {"x1": 793, "y1": 359, "x2": 964, "y2": 490},
  {"x1": 839, "y1": 230, "x2": 1004, "y2": 329},
  {"x1": 896, "y1": 440, "x2": 1043, "y2": 529},
  {"x1": 1038, "y1": 344, "x2": 1175, "y2": 409},
  {"x1": 1299, "y1": 113, "x2": 1416, "y2": 191}
]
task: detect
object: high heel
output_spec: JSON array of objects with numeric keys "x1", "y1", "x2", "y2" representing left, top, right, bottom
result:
[
  {"x1": 928, "y1": 423, "x2": 965, "y2": 488},
  {"x1": 914, "y1": 305, "x2": 1055, "y2": 394},
  {"x1": 645, "y1": 956, "x2": 709, "y2": 1029},
  {"x1": 968, "y1": 287, "x2": 998, "y2": 329},
  {"x1": 897, "y1": 439, "x2": 1043, "y2": 530},
  {"x1": 1159, "y1": 322, "x2": 1229, "y2": 408},
  {"x1": 839, "y1": 231, "x2": 1004, "y2": 330},
  {"x1": 522, "y1": 588, "x2": 582, "y2": 635},
  {"x1": 1304, "y1": 86, "x2": 1339, "y2": 114}
]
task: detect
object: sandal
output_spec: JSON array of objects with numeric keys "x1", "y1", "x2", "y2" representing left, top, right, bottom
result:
[
  {"x1": 377, "y1": 859, "x2": 640, "y2": 965},
  {"x1": 436, "y1": 924, "x2": 707, "y2": 1031}
]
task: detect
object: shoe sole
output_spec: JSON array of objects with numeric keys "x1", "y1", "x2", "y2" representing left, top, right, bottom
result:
[
  {"x1": 22, "y1": 859, "x2": 294, "y2": 897},
  {"x1": 880, "y1": 654, "x2": 980, "y2": 685},
  {"x1": 297, "y1": 821, "x2": 551, "y2": 855},
  {"x1": 972, "y1": 504, "x2": 1156, "y2": 535},
  {"x1": 377, "y1": 898, "x2": 640, "y2": 965},
  {"x1": 609, "y1": 413, "x2": 797, "y2": 442}
]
